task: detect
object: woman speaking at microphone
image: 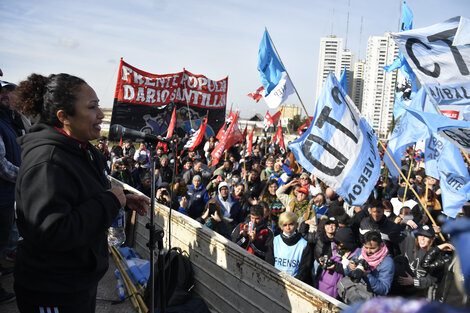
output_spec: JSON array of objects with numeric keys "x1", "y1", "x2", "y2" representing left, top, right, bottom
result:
[{"x1": 13, "y1": 73, "x2": 149, "y2": 313}]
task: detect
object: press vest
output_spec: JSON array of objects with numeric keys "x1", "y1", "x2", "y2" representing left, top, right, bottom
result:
[{"x1": 273, "y1": 235, "x2": 307, "y2": 276}]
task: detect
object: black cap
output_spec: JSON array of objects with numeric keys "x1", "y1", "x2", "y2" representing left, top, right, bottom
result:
[
  {"x1": 325, "y1": 216, "x2": 338, "y2": 226},
  {"x1": 416, "y1": 225, "x2": 435, "y2": 238}
]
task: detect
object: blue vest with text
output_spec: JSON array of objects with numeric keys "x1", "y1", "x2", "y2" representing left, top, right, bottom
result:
[{"x1": 273, "y1": 235, "x2": 307, "y2": 276}]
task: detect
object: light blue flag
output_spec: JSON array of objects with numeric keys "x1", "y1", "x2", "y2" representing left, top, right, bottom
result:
[
  {"x1": 383, "y1": 1, "x2": 417, "y2": 118},
  {"x1": 437, "y1": 137, "x2": 470, "y2": 218},
  {"x1": 339, "y1": 66, "x2": 348, "y2": 95},
  {"x1": 383, "y1": 89, "x2": 429, "y2": 177},
  {"x1": 289, "y1": 73, "x2": 380, "y2": 206},
  {"x1": 257, "y1": 29, "x2": 295, "y2": 109},
  {"x1": 257, "y1": 29, "x2": 286, "y2": 95}
]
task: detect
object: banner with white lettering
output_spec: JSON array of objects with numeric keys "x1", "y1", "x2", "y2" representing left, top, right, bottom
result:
[
  {"x1": 392, "y1": 17, "x2": 470, "y2": 119},
  {"x1": 109, "y1": 59, "x2": 227, "y2": 141},
  {"x1": 289, "y1": 73, "x2": 380, "y2": 206}
]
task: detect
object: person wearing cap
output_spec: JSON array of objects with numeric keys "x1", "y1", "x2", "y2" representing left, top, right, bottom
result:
[
  {"x1": 394, "y1": 224, "x2": 455, "y2": 298},
  {"x1": 315, "y1": 227, "x2": 361, "y2": 298},
  {"x1": 276, "y1": 178, "x2": 314, "y2": 225},
  {"x1": 0, "y1": 79, "x2": 27, "y2": 303}
]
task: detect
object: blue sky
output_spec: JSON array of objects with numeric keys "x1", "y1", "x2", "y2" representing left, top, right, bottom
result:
[{"x1": 1, "y1": 0, "x2": 469, "y2": 118}]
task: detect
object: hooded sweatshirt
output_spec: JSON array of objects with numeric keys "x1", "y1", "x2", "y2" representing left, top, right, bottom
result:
[{"x1": 14, "y1": 124, "x2": 121, "y2": 300}]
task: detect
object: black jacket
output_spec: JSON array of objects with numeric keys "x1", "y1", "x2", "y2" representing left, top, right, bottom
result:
[{"x1": 14, "y1": 124, "x2": 121, "y2": 297}]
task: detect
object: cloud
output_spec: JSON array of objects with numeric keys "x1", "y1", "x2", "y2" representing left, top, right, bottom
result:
[{"x1": 59, "y1": 37, "x2": 79, "y2": 48}]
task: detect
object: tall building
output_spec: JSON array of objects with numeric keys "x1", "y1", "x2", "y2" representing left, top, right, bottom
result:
[
  {"x1": 361, "y1": 33, "x2": 398, "y2": 138},
  {"x1": 352, "y1": 60, "x2": 365, "y2": 111},
  {"x1": 315, "y1": 36, "x2": 354, "y2": 101}
]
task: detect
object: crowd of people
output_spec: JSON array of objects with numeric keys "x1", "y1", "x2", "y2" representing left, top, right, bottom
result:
[
  {"x1": 0, "y1": 71, "x2": 469, "y2": 311},
  {"x1": 104, "y1": 125, "x2": 469, "y2": 307}
]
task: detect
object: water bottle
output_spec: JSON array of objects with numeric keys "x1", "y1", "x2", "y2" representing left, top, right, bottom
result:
[
  {"x1": 116, "y1": 277, "x2": 126, "y2": 300},
  {"x1": 108, "y1": 208, "x2": 126, "y2": 246}
]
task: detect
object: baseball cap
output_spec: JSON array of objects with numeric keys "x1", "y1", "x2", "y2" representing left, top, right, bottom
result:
[{"x1": 0, "y1": 80, "x2": 16, "y2": 92}]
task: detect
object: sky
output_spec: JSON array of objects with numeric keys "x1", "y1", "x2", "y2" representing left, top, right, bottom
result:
[{"x1": 1, "y1": 0, "x2": 469, "y2": 118}]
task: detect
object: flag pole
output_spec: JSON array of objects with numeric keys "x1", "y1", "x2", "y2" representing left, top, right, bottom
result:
[
  {"x1": 266, "y1": 29, "x2": 310, "y2": 119},
  {"x1": 379, "y1": 140, "x2": 445, "y2": 241}
]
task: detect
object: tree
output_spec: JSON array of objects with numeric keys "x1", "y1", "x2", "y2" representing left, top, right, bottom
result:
[{"x1": 288, "y1": 114, "x2": 303, "y2": 132}]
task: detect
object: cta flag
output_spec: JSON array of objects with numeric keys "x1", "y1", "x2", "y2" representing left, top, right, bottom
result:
[
  {"x1": 247, "y1": 86, "x2": 265, "y2": 103},
  {"x1": 392, "y1": 16, "x2": 470, "y2": 117},
  {"x1": 289, "y1": 73, "x2": 380, "y2": 206},
  {"x1": 258, "y1": 29, "x2": 295, "y2": 109},
  {"x1": 184, "y1": 117, "x2": 208, "y2": 151}
]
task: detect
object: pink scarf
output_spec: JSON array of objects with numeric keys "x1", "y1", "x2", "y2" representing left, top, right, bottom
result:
[{"x1": 361, "y1": 244, "x2": 389, "y2": 271}]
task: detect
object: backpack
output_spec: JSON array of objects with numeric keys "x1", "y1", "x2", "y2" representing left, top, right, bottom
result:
[{"x1": 144, "y1": 247, "x2": 195, "y2": 310}]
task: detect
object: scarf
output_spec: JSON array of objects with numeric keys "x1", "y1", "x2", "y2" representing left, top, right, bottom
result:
[
  {"x1": 291, "y1": 199, "x2": 310, "y2": 219},
  {"x1": 361, "y1": 244, "x2": 389, "y2": 271}
]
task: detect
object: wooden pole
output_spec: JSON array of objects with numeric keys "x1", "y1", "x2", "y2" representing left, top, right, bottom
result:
[
  {"x1": 379, "y1": 141, "x2": 445, "y2": 241},
  {"x1": 402, "y1": 152, "x2": 414, "y2": 207}
]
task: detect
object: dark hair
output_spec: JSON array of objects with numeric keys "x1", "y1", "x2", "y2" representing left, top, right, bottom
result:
[
  {"x1": 363, "y1": 231, "x2": 383, "y2": 245},
  {"x1": 250, "y1": 205, "x2": 264, "y2": 218},
  {"x1": 369, "y1": 200, "x2": 384, "y2": 211},
  {"x1": 16, "y1": 73, "x2": 86, "y2": 127}
]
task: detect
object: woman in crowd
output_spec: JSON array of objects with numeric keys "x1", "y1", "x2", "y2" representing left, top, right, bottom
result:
[
  {"x1": 394, "y1": 224, "x2": 454, "y2": 299},
  {"x1": 276, "y1": 178, "x2": 313, "y2": 225},
  {"x1": 259, "y1": 179, "x2": 285, "y2": 230},
  {"x1": 13, "y1": 73, "x2": 149, "y2": 313},
  {"x1": 338, "y1": 231, "x2": 395, "y2": 304},
  {"x1": 265, "y1": 211, "x2": 313, "y2": 283},
  {"x1": 197, "y1": 199, "x2": 230, "y2": 239}
]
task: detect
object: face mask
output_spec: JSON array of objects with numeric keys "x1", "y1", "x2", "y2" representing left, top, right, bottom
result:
[
  {"x1": 384, "y1": 212, "x2": 391, "y2": 217},
  {"x1": 232, "y1": 177, "x2": 239, "y2": 183},
  {"x1": 402, "y1": 215, "x2": 413, "y2": 222}
]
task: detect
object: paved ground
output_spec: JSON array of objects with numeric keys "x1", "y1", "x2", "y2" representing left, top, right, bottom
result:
[{"x1": 1, "y1": 253, "x2": 142, "y2": 313}]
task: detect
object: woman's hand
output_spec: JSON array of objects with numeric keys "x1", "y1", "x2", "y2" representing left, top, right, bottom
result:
[
  {"x1": 212, "y1": 210, "x2": 222, "y2": 222},
  {"x1": 437, "y1": 243, "x2": 455, "y2": 252},
  {"x1": 126, "y1": 194, "x2": 149, "y2": 216},
  {"x1": 109, "y1": 187, "x2": 126, "y2": 207}
]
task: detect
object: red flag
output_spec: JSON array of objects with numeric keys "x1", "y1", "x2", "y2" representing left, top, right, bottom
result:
[
  {"x1": 240, "y1": 122, "x2": 248, "y2": 144},
  {"x1": 297, "y1": 116, "x2": 313, "y2": 135},
  {"x1": 216, "y1": 109, "x2": 235, "y2": 140},
  {"x1": 119, "y1": 137, "x2": 123, "y2": 147},
  {"x1": 184, "y1": 117, "x2": 208, "y2": 151},
  {"x1": 264, "y1": 112, "x2": 273, "y2": 131},
  {"x1": 246, "y1": 127, "x2": 254, "y2": 156},
  {"x1": 271, "y1": 110, "x2": 282, "y2": 125},
  {"x1": 247, "y1": 86, "x2": 265, "y2": 102},
  {"x1": 211, "y1": 112, "x2": 242, "y2": 166},
  {"x1": 273, "y1": 124, "x2": 286, "y2": 153},
  {"x1": 166, "y1": 107, "x2": 176, "y2": 138}
]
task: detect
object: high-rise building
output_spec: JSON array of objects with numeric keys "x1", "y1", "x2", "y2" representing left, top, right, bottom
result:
[
  {"x1": 315, "y1": 36, "x2": 354, "y2": 101},
  {"x1": 352, "y1": 60, "x2": 365, "y2": 111},
  {"x1": 361, "y1": 33, "x2": 398, "y2": 138}
]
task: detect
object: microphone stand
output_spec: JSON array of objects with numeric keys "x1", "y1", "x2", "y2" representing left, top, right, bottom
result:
[
  {"x1": 145, "y1": 140, "x2": 165, "y2": 313},
  {"x1": 146, "y1": 137, "x2": 177, "y2": 313}
]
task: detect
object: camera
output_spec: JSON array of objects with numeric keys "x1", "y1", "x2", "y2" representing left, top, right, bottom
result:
[
  {"x1": 349, "y1": 258, "x2": 369, "y2": 283},
  {"x1": 208, "y1": 203, "x2": 217, "y2": 215},
  {"x1": 319, "y1": 256, "x2": 335, "y2": 271}
]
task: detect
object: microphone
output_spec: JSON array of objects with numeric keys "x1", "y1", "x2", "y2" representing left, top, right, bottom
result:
[{"x1": 109, "y1": 124, "x2": 175, "y2": 144}]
